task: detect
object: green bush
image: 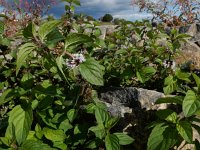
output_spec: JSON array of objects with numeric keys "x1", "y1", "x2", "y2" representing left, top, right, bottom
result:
[
  {"x1": 113, "y1": 18, "x2": 120, "y2": 25},
  {"x1": 86, "y1": 15, "x2": 95, "y2": 21},
  {"x1": 1, "y1": 0, "x2": 200, "y2": 149},
  {"x1": 102, "y1": 14, "x2": 113, "y2": 22}
]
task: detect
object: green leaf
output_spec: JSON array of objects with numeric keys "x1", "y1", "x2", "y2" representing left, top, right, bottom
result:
[
  {"x1": 65, "y1": 5, "x2": 70, "y2": 11},
  {"x1": 176, "y1": 121, "x2": 193, "y2": 143},
  {"x1": 79, "y1": 58, "x2": 104, "y2": 85},
  {"x1": 34, "y1": 80, "x2": 59, "y2": 96},
  {"x1": 56, "y1": 56, "x2": 68, "y2": 82},
  {"x1": 95, "y1": 107, "x2": 109, "y2": 124},
  {"x1": 147, "y1": 123, "x2": 178, "y2": 150},
  {"x1": 84, "y1": 138, "x2": 102, "y2": 149},
  {"x1": 164, "y1": 75, "x2": 174, "y2": 85},
  {"x1": 67, "y1": 109, "x2": 77, "y2": 123},
  {"x1": 0, "y1": 37, "x2": 10, "y2": 46},
  {"x1": 192, "y1": 73, "x2": 200, "y2": 92},
  {"x1": 183, "y1": 90, "x2": 200, "y2": 117},
  {"x1": 163, "y1": 75, "x2": 177, "y2": 94},
  {"x1": 105, "y1": 134, "x2": 120, "y2": 150},
  {"x1": 43, "y1": 127, "x2": 66, "y2": 142},
  {"x1": 176, "y1": 33, "x2": 191, "y2": 39},
  {"x1": 105, "y1": 117, "x2": 119, "y2": 129},
  {"x1": 0, "y1": 89, "x2": 17, "y2": 106},
  {"x1": 72, "y1": 0, "x2": 81, "y2": 5},
  {"x1": 65, "y1": 33, "x2": 93, "y2": 51},
  {"x1": 175, "y1": 70, "x2": 191, "y2": 82},
  {"x1": 20, "y1": 73, "x2": 34, "y2": 89},
  {"x1": 35, "y1": 124, "x2": 43, "y2": 139},
  {"x1": 5, "y1": 123, "x2": 15, "y2": 142},
  {"x1": 93, "y1": 28, "x2": 101, "y2": 37},
  {"x1": 59, "y1": 119, "x2": 73, "y2": 133},
  {"x1": 46, "y1": 28, "x2": 64, "y2": 48},
  {"x1": 155, "y1": 96, "x2": 183, "y2": 105},
  {"x1": 38, "y1": 20, "x2": 61, "y2": 42},
  {"x1": 136, "y1": 66, "x2": 156, "y2": 83},
  {"x1": 0, "y1": 21, "x2": 4, "y2": 35},
  {"x1": 85, "y1": 103, "x2": 96, "y2": 114},
  {"x1": 26, "y1": 131, "x2": 37, "y2": 140},
  {"x1": 156, "y1": 109, "x2": 177, "y2": 123},
  {"x1": 37, "y1": 111, "x2": 57, "y2": 129},
  {"x1": 89, "y1": 124, "x2": 106, "y2": 139},
  {"x1": 113, "y1": 133, "x2": 134, "y2": 145},
  {"x1": 53, "y1": 141, "x2": 67, "y2": 149},
  {"x1": 73, "y1": 124, "x2": 88, "y2": 145},
  {"x1": 9, "y1": 105, "x2": 33, "y2": 145},
  {"x1": 37, "y1": 95, "x2": 53, "y2": 110},
  {"x1": 19, "y1": 140, "x2": 56, "y2": 150},
  {"x1": 163, "y1": 84, "x2": 177, "y2": 95},
  {"x1": 23, "y1": 22, "x2": 33, "y2": 39},
  {"x1": 16, "y1": 42, "x2": 36, "y2": 76},
  {"x1": 70, "y1": 5, "x2": 75, "y2": 12},
  {"x1": 0, "y1": 137, "x2": 10, "y2": 146}
]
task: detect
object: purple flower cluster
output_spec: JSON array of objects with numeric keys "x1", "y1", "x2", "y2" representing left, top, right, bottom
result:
[
  {"x1": 66, "y1": 54, "x2": 86, "y2": 69},
  {"x1": 163, "y1": 59, "x2": 176, "y2": 71}
]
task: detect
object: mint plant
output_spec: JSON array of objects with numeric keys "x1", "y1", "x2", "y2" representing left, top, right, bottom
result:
[
  {"x1": 147, "y1": 72, "x2": 200, "y2": 150},
  {"x1": 101, "y1": 20, "x2": 189, "y2": 90},
  {"x1": 0, "y1": 1, "x2": 135, "y2": 149},
  {"x1": 1, "y1": 0, "x2": 200, "y2": 149}
]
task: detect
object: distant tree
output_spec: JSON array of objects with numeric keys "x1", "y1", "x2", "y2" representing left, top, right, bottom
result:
[
  {"x1": 132, "y1": 0, "x2": 200, "y2": 26},
  {"x1": 73, "y1": 13, "x2": 86, "y2": 22},
  {"x1": 0, "y1": 0, "x2": 57, "y2": 36},
  {"x1": 102, "y1": 14, "x2": 113, "y2": 22},
  {"x1": 113, "y1": 18, "x2": 126, "y2": 25},
  {"x1": 86, "y1": 15, "x2": 95, "y2": 21},
  {"x1": 46, "y1": 15, "x2": 55, "y2": 21},
  {"x1": 113, "y1": 18, "x2": 120, "y2": 24},
  {"x1": 0, "y1": 0, "x2": 56, "y2": 18}
]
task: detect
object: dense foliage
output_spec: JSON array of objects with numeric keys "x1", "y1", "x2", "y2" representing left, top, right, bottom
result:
[
  {"x1": 102, "y1": 14, "x2": 113, "y2": 22},
  {"x1": 132, "y1": 0, "x2": 200, "y2": 26},
  {"x1": 1, "y1": 0, "x2": 200, "y2": 149}
]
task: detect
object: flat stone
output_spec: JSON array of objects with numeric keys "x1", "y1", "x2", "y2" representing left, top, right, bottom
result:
[{"x1": 99, "y1": 87, "x2": 167, "y2": 117}]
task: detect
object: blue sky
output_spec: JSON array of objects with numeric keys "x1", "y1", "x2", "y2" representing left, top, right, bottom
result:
[
  {"x1": 49, "y1": 0, "x2": 152, "y2": 21},
  {"x1": 0, "y1": 0, "x2": 153, "y2": 21}
]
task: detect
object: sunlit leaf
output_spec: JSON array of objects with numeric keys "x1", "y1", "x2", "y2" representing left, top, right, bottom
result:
[
  {"x1": 16, "y1": 43, "x2": 36, "y2": 76},
  {"x1": 38, "y1": 20, "x2": 61, "y2": 42},
  {"x1": 79, "y1": 58, "x2": 104, "y2": 85},
  {"x1": 113, "y1": 133, "x2": 134, "y2": 145},
  {"x1": 19, "y1": 140, "x2": 55, "y2": 150},
  {"x1": 147, "y1": 123, "x2": 177, "y2": 150},
  {"x1": 183, "y1": 90, "x2": 200, "y2": 117},
  {"x1": 9, "y1": 105, "x2": 33, "y2": 145},
  {"x1": 176, "y1": 121, "x2": 193, "y2": 143},
  {"x1": 105, "y1": 134, "x2": 120, "y2": 150}
]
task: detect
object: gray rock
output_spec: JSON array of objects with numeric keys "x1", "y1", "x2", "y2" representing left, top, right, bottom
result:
[
  {"x1": 181, "y1": 40, "x2": 200, "y2": 52},
  {"x1": 191, "y1": 35, "x2": 200, "y2": 47},
  {"x1": 186, "y1": 23, "x2": 197, "y2": 37},
  {"x1": 98, "y1": 26, "x2": 107, "y2": 39},
  {"x1": 99, "y1": 87, "x2": 167, "y2": 117},
  {"x1": 98, "y1": 25, "x2": 117, "y2": 39},
  {"x1": 197, "y1": 23, "x2": 200, "y2": 32},
  {"x1": 179, "y1": 25, "x2": 190, "y2": 33},
  {"x1": 178, "y1": 23, "x2": 200, "y2": 47}
]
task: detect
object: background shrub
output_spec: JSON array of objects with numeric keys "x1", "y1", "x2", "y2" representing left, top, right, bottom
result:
[{"x1": 102, "y1": 13, "x2": 113, "y2": 22}]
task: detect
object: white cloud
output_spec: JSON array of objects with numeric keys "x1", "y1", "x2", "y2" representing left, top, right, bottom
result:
[
  {"x1": 113, "y1": 13, "x2": 153, "y2": 20},
  {"x1": 49, "y1": 0, "x2": 153, "y2": 20},
  {"x1": 82, "y1": 0, "x2": 116, "y2": 6}
]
